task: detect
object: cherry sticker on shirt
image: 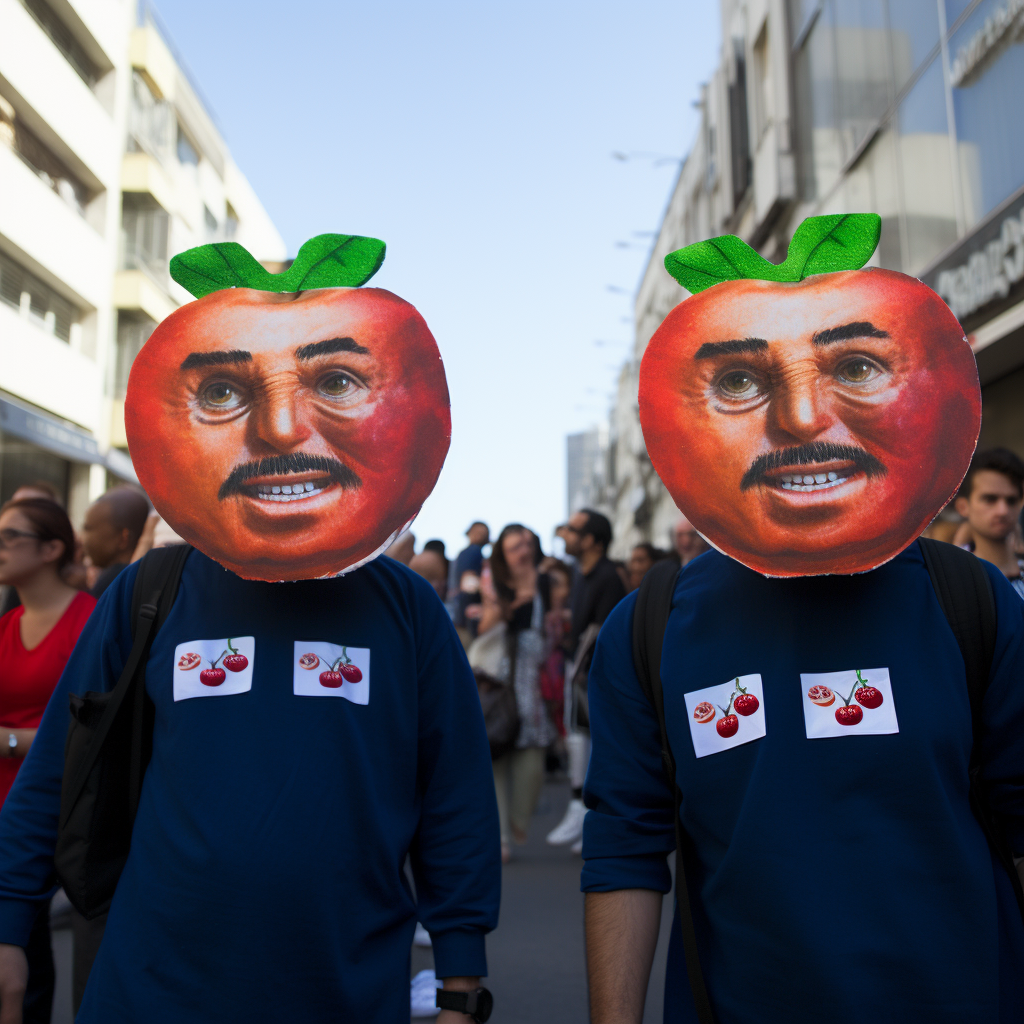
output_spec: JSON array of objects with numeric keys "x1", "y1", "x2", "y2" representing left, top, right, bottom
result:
[
  {"x1": 173, "y1": 637, "x2": 255, "y2": 701},
  {"x1": 293, "y1": 642, "x2": 370, "y2": 704},
  {"x1": 800, "y1": 668, "x2": 898, "y2": 739},
  {"x1": 684, "y1": 674, "x2": 766, "y2": 758}
]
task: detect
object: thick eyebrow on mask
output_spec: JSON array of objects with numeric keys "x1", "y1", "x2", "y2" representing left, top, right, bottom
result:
[
  {"x1": 812, "y1": 321, "x2": 890, "y2": 346},
  {"x1": 295, "y1": 337, "x2": 370, "y2": 360},
  {"x1": 180, "y1": 350, "x2": 252, "y2": 370},
  {"x1": 694, "y1": 338, "x2": 769, "y2": 359}
]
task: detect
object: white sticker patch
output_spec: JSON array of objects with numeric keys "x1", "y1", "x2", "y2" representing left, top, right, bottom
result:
[
  {"x1": 683, "y1": 673, "x2": 766, "y2": 758},
  {"x1": 173, "y1": 637, "x2": 255, "y2": 701},
  {"x1": 800, "y1": 668, "x2": 898, "y2": 739},
  {"x1": 292, "y1": 642, "x2": 370, "y2": 704}
]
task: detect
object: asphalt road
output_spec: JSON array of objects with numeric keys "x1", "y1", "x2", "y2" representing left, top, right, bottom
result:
[{"x1": 412, "y1": 778, "x2": 674, "y2": 1024}]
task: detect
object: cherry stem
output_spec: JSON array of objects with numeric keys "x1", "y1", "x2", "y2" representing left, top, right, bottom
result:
[
  {"x1": 341, "y1": 646, "x2": 351, "y2": 664},
  {"x1": 717, "y1": 695, "x2": 735, "y2": 716},
  {"x1": 211, "y1": 650, "x2": 227, "y2": 668},
  {"x1": 331, "y1": 656, "x2": 345, "y2": 671},
  {"x1": 855, "y1": 669, "x2": 867, "y2": 688},
  {"x1": 227, "y1": 637, "x2": 239, "y2": 655}
]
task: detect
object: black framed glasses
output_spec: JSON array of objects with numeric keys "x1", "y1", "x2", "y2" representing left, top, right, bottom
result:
[{"x1": 0, "y1": 528, "x2": 40, "y2": 549}]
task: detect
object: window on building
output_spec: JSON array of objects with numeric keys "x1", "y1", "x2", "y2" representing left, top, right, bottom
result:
[
  {"x1": 0, "y1": 250, "x2": 79, "y2": 343},
  {"x1": 0, "y1": 433, "x2": 70, "y2": 506},
  {"x1": 19, "y1": 0, "x2": 99, "y2": 87},
  {"x1": 224, "y1": 202, "x2": 239, "y2": 240},
  {"x1": 728, "y1": 38, "x2": 751, "y2": 205},
  {"x1": 0, "y1": 95, "x2": 89, "y2": 217},
  {"x1": 793, "y1": 1, "x2": 842, "y2": 201},
  {"x1": 204, "y1": 205, "x2": 219, "y2": 241},
  {"x1": 126, "y1": 72, "x2": 175, "y2": 164},
  {"x1": 897, "y1": 56, "x2": 959, "y2": 274},
  {"x1": 833, "y1": 0, "x2": 892, "y2": 158},
  {"x1": 752, "y1": 22, "x2": 773, "y2": 142},
  {"x1": 949, "y1": 0, "x2": 1024, "y2": 229},
  {"x1": 121, "y1": 196, "x2": 170, "y2": 283},
  {"x1": 177, "y1": 124, "x2": 199, "y2": 166},
  {"x1": 886, "y1": 0, "x2": 941, "y2": 92},
  {"x1": 115, "y1": 314, "x2": 157, "y2": 399}
]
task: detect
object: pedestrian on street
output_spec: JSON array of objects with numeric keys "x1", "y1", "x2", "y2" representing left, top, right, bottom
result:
[
  {"x1": 955, "y1": 447, "x2": 1024, "y2": 598},
  {"x1": 478, "y1": 524, "x2": 558, "y2": 863},
  {"x1": 583, "y1": 216, "x2": 1024, "y2": 1024},
  {"x1": 0, "y1": 235, "x2": 499, "y2": 1024},
  {"x1": 669, "y1": 515, "x2": 708, "y2": 566},
  {"x1": 547, "y1": 509, "x2": 626, "y2": 851},
  {"x1": 80, "y1": 487, "x2": 150, "y2": 598},
  {"x1": 627, "y1": 543, "x2": 670, "y2": 591},
  {"x1": 0, "y1": 498, "x2": 95, "y2": 1024},
  {"x1": 449, "y1": 522, "x2": 490, "y2": 644}
]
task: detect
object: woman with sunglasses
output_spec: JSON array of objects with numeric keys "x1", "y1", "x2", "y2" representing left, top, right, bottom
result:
[{"x1": 0, "y1": 497, "x2": 95, "y2": 1023}]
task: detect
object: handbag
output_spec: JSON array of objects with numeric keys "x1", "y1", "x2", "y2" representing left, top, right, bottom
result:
[
  {"x1": 54, "y1": 544, "x2": 191, "y2": 919},
  {"x1": 468, "y1": 622, "x2": 520, "y2": 759}
]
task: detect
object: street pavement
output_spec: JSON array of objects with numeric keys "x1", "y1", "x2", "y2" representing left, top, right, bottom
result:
[
  {"x1": 50, "y1": 778, "x2": 675, "y2": 1024},
  {"x1": 412, "y1": 777, "x2": 674, "y2": 1023}
]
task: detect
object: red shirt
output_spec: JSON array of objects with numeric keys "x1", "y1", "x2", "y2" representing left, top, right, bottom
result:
[{"x1": 0, "y1": 590, "x2": 95, "y2": 806}]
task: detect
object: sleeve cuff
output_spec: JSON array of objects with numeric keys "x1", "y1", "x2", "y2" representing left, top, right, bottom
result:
[
  {"x1": 0, "y1": 897, "x2": 46, "y2": 947},
  {"x1": 430, "y1": 927, "x2": 488, "y2": 979},
  {"x1": 581, "y1": 853, "x2": 673, "y2": 894}
]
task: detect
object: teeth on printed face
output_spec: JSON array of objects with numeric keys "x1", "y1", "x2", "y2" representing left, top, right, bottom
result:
[
  {"x1": 253, "y1": 480, "x2": 327, "y2": 502},
  {"x1": 778, "y1": 470, "x2": 851, "y2": 492}
]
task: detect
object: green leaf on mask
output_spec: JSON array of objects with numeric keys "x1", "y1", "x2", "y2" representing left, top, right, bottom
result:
[
  {"x1": 280, "y1": 234, "x2": 386, "y2": 292},
  {"x1": 662, "y1": 213, "x2": 881, "y2": 294},
  {"x1": 780, "y1": 213, "x2": 881, "y2": 279},
  {"x1": 169, "y1": 234, "x2": 386, "y2": 299}
]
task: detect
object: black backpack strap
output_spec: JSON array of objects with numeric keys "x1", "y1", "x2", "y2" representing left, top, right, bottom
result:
[
  {"x1": 631, "y1": 560, "x2": 717, "y2": 1024},
  {"x1": 917, "y1": 537, "x2": 1024, "y2": 916},
  {"x1": 126, "y1": 544, "x2": 192, "y2": 818}
]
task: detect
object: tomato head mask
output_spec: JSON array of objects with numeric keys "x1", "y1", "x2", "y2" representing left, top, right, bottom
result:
[
  {"x1": 639, "y1": 215, "x2": 981, "y2": 577},
  {"x1": 125, "y1": 235, "x2": 451, "y2": 581}
]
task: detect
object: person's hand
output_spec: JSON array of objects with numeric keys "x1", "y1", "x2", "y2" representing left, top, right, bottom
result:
[{"x1": 0, "y1": 943, "x2": 27, "y2": 1024}]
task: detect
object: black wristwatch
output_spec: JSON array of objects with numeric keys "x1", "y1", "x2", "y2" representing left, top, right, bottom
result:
[{"x1": 435, "y1": 986, "x2": 493, "y2": 1022}]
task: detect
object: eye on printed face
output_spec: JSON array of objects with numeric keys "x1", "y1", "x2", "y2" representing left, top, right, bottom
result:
[
  {"x1": 638, "y1": 270, "x2": 981, "y2": 576},
  {"x1": 125, "y1": 288, "x2": 451, "y2": 581}
]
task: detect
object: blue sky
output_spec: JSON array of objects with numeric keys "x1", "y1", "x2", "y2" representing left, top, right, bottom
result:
[{"x1": 156, "y1": 0, "x2": 720, "y2": 555}]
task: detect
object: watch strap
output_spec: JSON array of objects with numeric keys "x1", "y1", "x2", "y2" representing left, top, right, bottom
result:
[{"x1": 435, "y1": 987, "x2": 492, "y2": 1022}]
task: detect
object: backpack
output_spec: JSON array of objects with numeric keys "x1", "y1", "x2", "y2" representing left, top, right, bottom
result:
[
  {"x1": 55, "y1": 544, "x2": 192, "y2": 919},
  {"x1": 630, "y1": 538, "x2": 1024, "y2": 1024}
]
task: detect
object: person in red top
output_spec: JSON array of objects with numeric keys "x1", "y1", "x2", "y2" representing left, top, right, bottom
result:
[{"x1": 0, "y1": 497, "x2": 95, "y2": 1023}]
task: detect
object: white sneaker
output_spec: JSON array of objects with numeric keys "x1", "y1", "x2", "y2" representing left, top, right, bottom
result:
[
  {"x1": 413, "y1": 922, "x2": 432, "y2": 947},
  {"x1": 410, "y1": 969, "x2": 440, "y2": 1017},
  {"x1": 546, "y1": 798, "x2": 586, "y2": 845},
  {"x1": 571, "y1": 838, "x2": 583, "y2": 855}
]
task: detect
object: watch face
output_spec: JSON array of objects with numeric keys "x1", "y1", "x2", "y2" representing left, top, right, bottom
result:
[{"x1": 474, "y1": 988, "x2": 493, "y2": 1023}]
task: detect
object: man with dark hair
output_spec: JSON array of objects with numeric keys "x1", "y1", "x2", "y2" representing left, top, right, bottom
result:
[
  {"x1": 82, "y1": 487, "x2": 151, "y2": 598},
  {"x1": 448, "y1": 522, "x2": 490, "y2": 641},
  {"x1": 548, "y1": 508, "x2": 627, "y2": 850},
  {"x1": 956, "y1": 447, "x2": 1024, "y2": 598}
]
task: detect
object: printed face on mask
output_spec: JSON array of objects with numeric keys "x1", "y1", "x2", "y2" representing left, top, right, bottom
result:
[
  {"x1": 125, "y1": 287, "x2": 450, "y2": 581},
  {"x1": 639, "y1": 270, "x2": 981, "y2": 576}
]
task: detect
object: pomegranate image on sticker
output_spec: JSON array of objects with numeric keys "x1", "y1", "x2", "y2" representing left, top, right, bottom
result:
[
  {"x1": 298, "y1": 653, "x2": 320, "y2": 670},
  {"x1": 178, "y1": 652, "x2": 201, "y2": 671},
  {"x1": 807, "y1": 685, "x2": 835, "y2": 707},
  {"x1": 693, "y1": 701, "x2": 715, "y2": 724}
]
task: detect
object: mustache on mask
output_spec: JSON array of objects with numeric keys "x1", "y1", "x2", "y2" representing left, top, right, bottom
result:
[
  {"x1": 740, "y1": 441, "x2": 887, "y2": 491},
  {"x1": 218, "y1": 453, "x2": 362, "y2": 500}
]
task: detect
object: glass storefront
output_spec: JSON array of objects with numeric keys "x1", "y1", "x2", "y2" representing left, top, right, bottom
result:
[
  {"x1": 0, "y1": 432, "x2": 70, "y2": 505},
  {"x1": 790, "y1": 0, "x2": 1024, "y2": 278}
]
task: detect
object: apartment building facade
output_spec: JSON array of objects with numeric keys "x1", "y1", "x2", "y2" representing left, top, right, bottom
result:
[
  {"x1": 0, "y1": 0, "x2": 284, "y2": 523},
  {"x1": 589, "y1": 0, "x2": 1024, "y2": 557}
]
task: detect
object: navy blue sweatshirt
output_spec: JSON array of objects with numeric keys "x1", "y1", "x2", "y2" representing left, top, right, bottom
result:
[
  {"x1": 582, "y1": 542, "x2": 1024, "y2": 1024},
  {"x1": 0, "y1": 551, "x2": 500, "y2": 1023}
]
